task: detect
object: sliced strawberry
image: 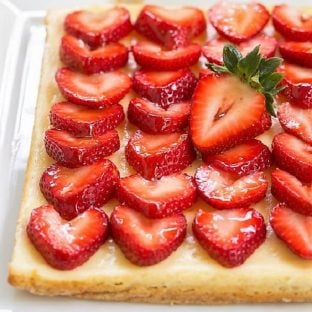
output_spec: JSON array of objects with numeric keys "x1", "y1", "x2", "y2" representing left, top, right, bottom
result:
[
  {"x1": 198, "y1": 68, "x2": 215, "y2": 79},
  {"x1": 40, "y1": 160, "x2": 119, "y2": 220},
  {"x1": 190, "y1": 74, "x2": 270, "y2": 154},
  {"x1": 55, "y1": 68, "x2": 131, "y2": 108},
  {"x1": 64, "y1": 8, "x2": 132, "y2": 48},
  {"x1": 209, "y1": 1, "x2": 270, "y2": 43},
  {"x1": 117, "y1": 173, "x2": 197, "y2": 218},
  {"x1": 110, "y1": 205, "x2": 187, "y2": 266},
  {"x1": 50, "y1": 102, "x2": 125, "y2": 137},
  {"x1": 127, "y1": 98, "x2": 190, "y2": 134},
  {"x1": 270, "y1": 203, "x2": 312, "y2": 259},
  {"x1": 272, "y1": 5, "x2": 312, "y2": 41},
  {"x1": 125, "y1": 130, "x2": 196, "y2": 180},
  {"x1": 193, "y1": 208, "x2": 266, "y2": 267},
  {"x1": 132, "y1": 68, "x2": 197, "y2": 109},
  {"x1": 27, "y1": 205, "x2": 108, "y2": 270},
  {"x1": 271, "y1": 168, "x2": 312, "y2": 216},
  {"x1": 272, "y1": 132, "x2": 312, "y2": 183},
  {"x1": 60, "y1": 35, "x2": 128, "y2": 74},
  {"x1": 277, "y1": 102, "x2": 312, "y2": 145},
  {"x1": 202, "y1": 139, "x2": 271, "y2": 176},
  {"x1": 195, "y1": 165, "x2": 268, "y2": 209},
  {"x1": 44, "y1": 128, "x2": 120, "y2": 168},
  {"x1": 279, "y1": 41, "x2": 312, "y2": 68},
  {"x1": 132, "y1": 41, "x2": 201, "y2": 70},
  {"x1": 134, "y1": 5, "x2": 206, "y2": 48}
]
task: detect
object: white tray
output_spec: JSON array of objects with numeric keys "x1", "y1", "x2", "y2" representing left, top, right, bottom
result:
[{"x1": 0, "y1": 0, "x2": 311, "y2": 311}]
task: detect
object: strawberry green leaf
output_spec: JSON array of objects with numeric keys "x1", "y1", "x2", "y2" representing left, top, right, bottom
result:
[
  {"x1": 238, "y1": 45, "x2": 261, "y2": 78},
  {"x1": 223, "y1": 44, "x2": 242, "y2": 74}
]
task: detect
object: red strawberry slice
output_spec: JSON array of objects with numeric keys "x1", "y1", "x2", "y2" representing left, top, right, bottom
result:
[
  {"x1": 50, "y1": 102, "x2": 125, "y2": 137},
  {"x1": 132, "y1": 41, "x2": 201, "y2": 71},
  {"x1": 198, "y1": 68, "x2": 215, "y2": 79},
  {"x1": 193, "y1": 208, "x2": 266, "y2": 267},
  {"x1": 272, "y1": 5, "x2": 312, "y2": 41},
  {"x1": 64, "y1": 8, "x2": 132, "y2": 48},
  {"x1": 202, "y1": 139, "x2": 271, "y2": 176},
  {"x1": 127, "y1": 98, "x2": 190, "y2": 134},
  {"x1": 272, "y1": 132, "x2": 312, "y2": 183},
  {"x1": 110, "y1": 205, "x2": 187, "y2": 266},
  {"x1": 45, "y1": 128, "x2": 120, "y2": 168},
  {"x1": 117, "y1": 173, "x2": 197, "y2": 218},
  {"x1": 270, "y1": 203, "x2": 312, "y2": 259},
  {"x1": 55, "y1": 68, "x2": 131, "y2": 108},
  {"x1": 132, "y1": 68, "x2": 197, "y2": 109},
  {"x1": 134, "y1": 5, "x2": 206, "y2": 48},
  {"x1": 195, "y1": 165, "x2": 268, "y2": 209},
  {"x1": 60, "y1": 35, "x2": 129, "y2": 74},
  {"x1": 209, "y1": 1, "x2": 270, "y2": 43},
  {"x1": 190, "y1": 74, "x2": 271, "y2": 154},
  {"x1": 40, "y1": 160, "x2": 119, "y2": 220},
  {"x1": 125, "y1": 130, "x2": 196, "y2": 180},
  {"x1": 271, "y1": 168, "x2": 312, "y2": 216},
  {"x1": 277, "y1": 102, "x2": 312, "y2": 145},
  {"x1": 279, "y1": 41, "x2": 312, "y2": 68},
  {"x1": 27, "y1": 205, "x2": 108, "y2": 270}
]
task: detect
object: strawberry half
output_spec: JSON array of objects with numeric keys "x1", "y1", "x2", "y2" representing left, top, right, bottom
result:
[
  {"x1": 64, "y1": 8, "x2": 132, "y2": 48},
  {"x1": 45, "y1": 128, "x2": 120, "y2": 168},
  {"x1": 134, "y1": 5, "x2": 206, "y2": 48},
  {"x1": 190, "y1": 74, "x2": 271, "y2": 154},
  {"x1": 40, "y1": 160, "x2": 119, "y2": 220},
  {"x1": 270, "y1": 203, "x2": 312, "y2": 259},
  {"x1": 50, "y1": 102, "x2": 125, "y2": 137},
  {"x1": 125, "y1": 130, "x2": 196, "y2": 180},
  {"x1": 195, "y1": 165, "x2": 268, "y2": 209},
  {"x1": 272, "y1": 132, "x2": 312, "y2": 183},
  {"x1": 279, "y1": 41, "x2": 312, "y2": 68},
  {"x1": 55, "y1": 68, "x2": 131, "y2": 108},
  {"x1": 209, "y1": 1, "x2": 270, "y2": 43},
  {"x1": 27, "y1": 205, "x2": 109, "y2": 270},
  {"x1": 132, "y1": 41, "x2": 201, "y2": 71},
  {"x1": 132, "y1": 68, "x2": 197, "y2": 109},
  {"x1": 60, "y1": 35, "x2": 129, "y2": 74},
  {"x1": 277, "y1": 102, "x2": 312, "y2": 145},
  {"x1": 110, "y1": 205, "x2": 187, "y2": 266},
  {"x1": 202, "y1": 139, "x2": 271, "y2": 176},
  {"x1": 271, "y1": 168, "x2": 312, "y2": 216},
  {"x1": 272, "y1": 5, "x2": 312, "y2": 41},
  {"x1": 193, "y1": 208, "x2": 266, "y2": 267},
  {"x1": 127, "y1": 98, "x2": 190, "y2": 134},
  {"x1": 117, "y1": 173, "x2": 197, "y2": 218}
]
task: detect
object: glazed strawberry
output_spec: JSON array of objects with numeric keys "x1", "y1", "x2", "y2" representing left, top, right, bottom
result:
[
  {"x1": 110, "y1": 205, "x2": 187, "y2": 266},
  {"x1": 190, "y1": 74, "x2": 271, "y2": 154},
  {"x1": 132, "y1": 68, "x2": 197, "y2": 109},
  {"x1": 127, "y1": 98, "x2": 190, "y2": 134},
  {"x1": 132, "y1": 41, "x2": 201, "y2": 71},
  {"x1": 272, "y1": 133, "x2": 312, "y2": 183},
  {"x1": 270, "y1": 203, "x2": 312, "y2": 259},
  {"x1": 193, "y1": 208, "x2": 266, "y2": 267},
  {"x1": 272, "y1": 5, "x2": 312, "y2": 41},
  {"x1": 27, "y1": 205, "x2": 109, "y2": 270},
  {"x1": 195, "y1": 165, "x2": 268, "y2": 209},
  {"x1": 271, "y1": 169, "x2": 312, "y2": 216},
  {"x1": 50, "y1": 102, "x2": 125, "y2": 137},
  {"x1": 60, "y1": 35, "x2": 128, "y2": 74},
  {"x1": 117, "y1": 173, "x2": 197, "y2": 218},
  {"x1": 277, "y1": 102, "x2": 312, "y2": 145},
  {"x1": 45, "y1": 128, "x2": 120, "y2": 168},
  {"x1": 40, "y1": 160, "x2": 119, "y2": 220},
  {"x1": 202, "y1": 139, "x2": 271, "y2": 176},
  {"x1": 64, "y1": 8, "x2": 132, "y2": 48},
  {"x1": 134, "y1": 5, "x2": 206, "y2": 48},
  {"x1": 209, "y1": 1, "x2": 270, "y2": 43},
  {"x1": 125, "y1": 130, "x2": 195, "y2": 180},
  {"x1": 55, "y1": 68, "x2": 131, "y2": 108},
  {"x1": 279, "y1": 41, "x2": 312, "y2": 68}
]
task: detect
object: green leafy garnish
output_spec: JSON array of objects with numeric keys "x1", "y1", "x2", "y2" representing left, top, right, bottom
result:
[{"x1": 206, "y1": 44, "x2": 285, "y2": 117}]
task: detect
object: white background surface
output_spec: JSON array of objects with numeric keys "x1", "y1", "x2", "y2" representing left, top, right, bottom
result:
[{"x1": 0, "y1": 0, "x2": 311, "y2": 311}]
